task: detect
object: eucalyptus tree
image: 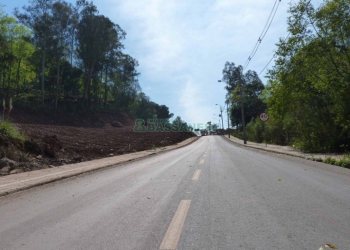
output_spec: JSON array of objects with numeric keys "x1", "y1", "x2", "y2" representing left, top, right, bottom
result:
[
  {"x1": 77, "y1": 4, "x2": 125, "y2": 106},
  {"x1": 222, "y1": 62, "x2": 265, "y2": 130},
  {"x1": 15, "y1": 0, "x2": 55, "y2": 104},
  {"x1": 267, "y1": 0, "x2": 350, "y2": 151},
  {"x1": 50, "y1": 1, "x2": 75, "y2": 110},
  {"x1": 109, "y1": 56, "x2": 140, "y2": 109}
]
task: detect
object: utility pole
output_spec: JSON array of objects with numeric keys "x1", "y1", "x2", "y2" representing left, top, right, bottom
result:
[
  {"x1": 218, "y1": 80, "x2": 231, "y2": 138},
  {"x1": 240, "y1": 81, "x2": 247, "y2": 144},
  {"x1": 226, "y1": 102, "x2": 230, "y2": 138},
  {"x1": 216, "y1": 104, "x2": 224, "y2": 131},
  {"x1": 218, "y1": 77, "x2": 246, "y2": 144},
  {"x1": 220, "y1": 107, "x2": 224, "y2": 131}
]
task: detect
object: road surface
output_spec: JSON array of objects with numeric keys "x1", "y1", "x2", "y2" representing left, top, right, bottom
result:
[{"x1": 0, "y1": 136, "x2": 349, "y2": 250}]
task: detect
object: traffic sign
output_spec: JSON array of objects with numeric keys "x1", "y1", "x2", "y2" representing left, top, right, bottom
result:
[{"x1": 259, "y1": 113, "x2": 269, "y2": 122}]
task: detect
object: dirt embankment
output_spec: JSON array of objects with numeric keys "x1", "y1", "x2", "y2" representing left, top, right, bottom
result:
[{"x1": 0, "y1": 111, "x2": 195, "y2": 176}]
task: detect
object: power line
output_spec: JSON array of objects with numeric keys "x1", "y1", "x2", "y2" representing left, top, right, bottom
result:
[
  {"x1": 257, "y1": 0, "x2": 316, "y2": 76},
  {"x1": 258, "y1": 54, "x2": 276, "y2": 76},
  {"x1": 245, "y1": 0, "x2": 279, "y2": 67},
  {"x1": 245, "y1": 0, "x2": 281, "y2": 69},
  {"x1": 258, "y1": 33, "x2": 290, "y2": 76},
  {"x1": 244, "y1": 0, "x2": 282, "y2": 70}
]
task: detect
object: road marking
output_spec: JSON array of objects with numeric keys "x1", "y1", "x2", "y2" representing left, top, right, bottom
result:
[
  {"x1": 192, "y1": 170, "x2": 201, "y2": 181},
  {"x1": 159, "y1": 200, "x2": 191, "y2": 250},
  {"x1": 199, "y1": 158, "x2": 205, "y2": 165}
]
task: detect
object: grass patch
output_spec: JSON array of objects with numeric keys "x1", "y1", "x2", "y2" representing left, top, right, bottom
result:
[
  {"x1": 324, "y1": 155, "x2": 350, "y2": 169},
  {"x1": 0, "y1": 121, "x2": 25, "y2": 142}
]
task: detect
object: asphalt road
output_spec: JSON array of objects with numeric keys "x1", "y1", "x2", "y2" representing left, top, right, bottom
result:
[{"x1": 0, "y1": 136, "x2": 350, "y2": 250}]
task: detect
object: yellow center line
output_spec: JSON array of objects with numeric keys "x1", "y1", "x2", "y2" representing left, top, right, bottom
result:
[
  {"x1": 159, "y1": 200, "x2": 191, "y2": 250},
  {"x1": 192, "y1": 169, "x2": 201, "y2": 181}
]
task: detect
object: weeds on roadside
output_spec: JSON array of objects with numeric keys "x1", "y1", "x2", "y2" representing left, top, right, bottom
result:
[
  {"x1": 0, "y1": 121, "x2": 25, "y2": 142},
  {"x1": 324, "y1": 155, "x2": 350, "y2": 169}
]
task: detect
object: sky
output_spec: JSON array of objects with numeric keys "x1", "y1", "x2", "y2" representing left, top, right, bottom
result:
[{"x1": 1, "y1": 0, "x2": 322, "y2": 127}]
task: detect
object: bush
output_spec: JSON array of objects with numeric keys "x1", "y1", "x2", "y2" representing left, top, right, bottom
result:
[
  {"x1": 246, "y1": 118, "x2": 265, "y2": 143},
  {"x1": 337, "y1": 155, "x2": 350, "y2": 169},
  {"x1": 324, "y1": 157, "x2": 337, "y2": 165},
  {"x1": 0, "y1": 121, "x2": 25, "y2": 142}
]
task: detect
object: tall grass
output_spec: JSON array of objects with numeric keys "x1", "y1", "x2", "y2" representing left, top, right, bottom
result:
[
  {"x1": 0, "y1": 121, "x2": 25, "y2": 142},
  {"x1": 324, "y1": 155, "x2": 350, "y2": 169}
]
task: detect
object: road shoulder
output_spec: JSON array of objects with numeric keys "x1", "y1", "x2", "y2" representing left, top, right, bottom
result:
[
  {"x1": 0, "y1": 136, "x2": 199, "y2": 197},
  {"x1": 223, "y1": 135, "x2": 343, "y2": 160},
  {"x1": 222, "y1": 135, "x2": 350, "y2": 176}
]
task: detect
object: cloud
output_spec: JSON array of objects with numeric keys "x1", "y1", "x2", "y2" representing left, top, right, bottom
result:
[
  {"x1": 4, "y1": 0, "x2": 324, "y2": 125},
  {"x1": 106, "y1": 0, "x2": 188, "y2": 74},
  {"x1": 98, "y1": 0, "x2": 304, "y2": 124},
  {"x1": 179, "y1": 78, "x2": 206, "y2": 123}
]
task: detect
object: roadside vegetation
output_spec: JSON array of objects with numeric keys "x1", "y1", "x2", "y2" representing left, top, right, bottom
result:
[
  {"x1": 222, "y1": 0, "x2": 350, "y2": 155},
  {"x1": 0, "y1": 121, "x2": 25, "y2": 142},
  {"x1": 0, "y1": 0, "x2": 194, "y2": 176},
  {"x1": 323, "y1": 155, "x2": 350, "y2": 169},
  {"x1": 0, "y1": 0, "x2": 188, "y2": 123}
]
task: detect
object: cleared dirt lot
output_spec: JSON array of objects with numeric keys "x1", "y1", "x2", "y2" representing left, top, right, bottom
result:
[
  {"x1": 0, "y1": 111, "x2": 194, "y2": 175},
  {"x1": 19, "y1": 123, "x2": 195, "y2": 165}
]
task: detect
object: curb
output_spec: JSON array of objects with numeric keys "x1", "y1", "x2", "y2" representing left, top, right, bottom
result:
[
  {"x1": 222, "y1": 136, "x2": 313, "y2": 160},
  {"x1": 0, "y1": 136, "x2": 199, "y2": 197}
]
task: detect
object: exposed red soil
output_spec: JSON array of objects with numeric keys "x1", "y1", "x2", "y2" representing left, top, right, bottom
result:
[
  {"x1": 18, "y1": 123, "x2": 194, "y2": 166},
  {"x1": 0, "y1": 110, "x2": 195, "y2": 175}
]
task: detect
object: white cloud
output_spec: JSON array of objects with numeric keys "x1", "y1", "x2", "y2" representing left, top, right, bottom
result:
[
  {"x1": 179, "y1": 78, "x2": 207, "y2": 123},
  {"x1": 106, "y1": 0, "x2": 188, "y2": 74},
  {"x1": 4, "y1": 0, "x2": 324, "y2": 124},
  {"x1": 98, "y1": 0, "x2": 321, "y2": 124}
]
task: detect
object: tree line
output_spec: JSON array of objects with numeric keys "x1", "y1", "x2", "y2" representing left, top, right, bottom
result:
[
  {"x1": 0, "y1": 0, "x2": 174, "y2": 121},
  {"x1": 222, "y1": 0, "x2": 350, "y2": 152}
]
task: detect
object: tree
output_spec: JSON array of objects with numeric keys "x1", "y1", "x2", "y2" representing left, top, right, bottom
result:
[
  {"x1": 1, "y1": 1, "x2": 181, "y2": 127},
  {"x1": 222, "y1": 62, "x2": 265, "y2": 129},
  {"x1": 0, "y1": 11, "x2": 35, "y2": 105},
  {"x1": 266, "y1": 0, "x2": 350, "y2": 152},
  {"x1": 172, "y1": 116, "x2": 191, "y2": 132},
  {"x1": 77, "y1": 2, "x2": 125, "y2": 106},
  {"x1": 16, "y1": 0, "x2": 55, "y2": 104},
  {"x1": 49, "y1": 1, "x2": 75, "y2": 110}
]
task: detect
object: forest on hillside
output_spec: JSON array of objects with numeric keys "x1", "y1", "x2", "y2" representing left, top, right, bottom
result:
[
  {"x1": 0, "y1": 0, "x2": 174, "y2": 121},
  {"x1": 222, "y1": 0, "x2": 350, "y2": 153}
]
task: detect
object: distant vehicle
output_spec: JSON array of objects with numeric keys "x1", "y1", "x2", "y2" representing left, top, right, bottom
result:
[
  {"x1": 216, "y1": 129, "x2": 225, "y2": 135},
  {"x1": 200, "y1": 129, "x2": 208, "y2": 136}
]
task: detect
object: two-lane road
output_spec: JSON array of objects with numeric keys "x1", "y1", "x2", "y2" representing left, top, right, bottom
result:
[{"x1": 0, "y1": 136, "x2": 349, "y2": 249}]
